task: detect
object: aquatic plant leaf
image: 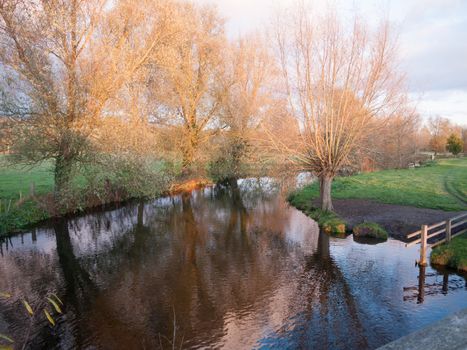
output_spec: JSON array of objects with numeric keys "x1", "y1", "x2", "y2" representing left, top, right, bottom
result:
[
  {"x1": 0, "y1": 292, "x2": 11, "y2": 299},
  {"x1": 0, "y1": 334, "x2": 14, "y2": 343},
  {"x1": 51, "y1": 293, "x2": 63, "y2": 306},
  {"x1": 47, "y1": 298, "x2": 62, "y2": 314},
  {"x1": 22, "y1": 300, "x2": 33, "y2": 316},
  {"x1": 44, "y1": 309, "x2": 55, "y2": 326}
]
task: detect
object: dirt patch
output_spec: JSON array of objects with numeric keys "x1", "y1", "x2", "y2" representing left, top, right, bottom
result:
[{"x1": 319, "y1": 199, "x2": 466, "y2": 241}]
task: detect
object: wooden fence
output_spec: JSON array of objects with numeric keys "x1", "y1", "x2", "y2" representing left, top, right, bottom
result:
[{"x1": 405, "y1": 212, "x2": 467, "y2": 266}]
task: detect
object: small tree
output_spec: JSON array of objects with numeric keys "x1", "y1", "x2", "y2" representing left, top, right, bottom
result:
[{"x1": 446, "y1": 134, "x2": 463, "y2": 156}]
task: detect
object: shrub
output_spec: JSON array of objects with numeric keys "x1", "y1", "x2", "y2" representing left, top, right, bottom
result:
[
  {"x1": 353, "y1": 222, "x2": 388, "y2": 240},
  {"x1": 446, "y1": 134, "x2": 463, "y2": 156},
  {"x1": 0, "y1": 200, "x2": 48, "y2": 236},
  {"x1": 82, "y1": 154, "x2": 173, "y2": 201},
  {"x1": 431, "y1": 233, "x2": 467, "y2": 272}
]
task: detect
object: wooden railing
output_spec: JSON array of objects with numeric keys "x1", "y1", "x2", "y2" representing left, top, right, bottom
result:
[{"x1": 405, "y1": 212, "x2": 467, "y2": 266}]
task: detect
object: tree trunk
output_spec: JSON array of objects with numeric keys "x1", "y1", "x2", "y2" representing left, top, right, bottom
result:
[
  {"x1": 319, "y1": 174, "x2": 334, "y2": 211},
  {"x1": 54, "y1": 155, "x2": 73, "y2": 197},
  {"x1": 181, "y1": 127, "x2": 199, "y2": 173}
]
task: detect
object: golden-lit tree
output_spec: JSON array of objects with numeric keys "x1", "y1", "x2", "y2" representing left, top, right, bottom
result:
[
  {"x1": 154, "y1": 3, "x2": 226, "y2": 172},
  {"x1": 272, "y1": 6, "x2": 406, "y2": 210},
  {"x1": 209, "y1": 35, "x2": 279, "y2": 182},
  {"x1": 0, "y1": 0, "x2": 176, "y2": 198}
]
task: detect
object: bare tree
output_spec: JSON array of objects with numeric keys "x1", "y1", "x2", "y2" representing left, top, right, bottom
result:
[
  {"x1": 271, "y1": 5, "x2": 406, "y2": 210},
  {"x1": 153, "y1": 3, "x2": 225, "y2": 172},
  {"x1": 210, "y1": 35, "x2": 278, "y2": 182},
  {"x1": 427, "y1": 116, "x2": 461, "y2": 154},
  {"x1": 374, "y1": 109, "x2": 421, "y2": 168}
]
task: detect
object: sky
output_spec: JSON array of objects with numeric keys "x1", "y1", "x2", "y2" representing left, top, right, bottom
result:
[{"x1": 197, "y1": 0, "x2": 467, "y2": 125}]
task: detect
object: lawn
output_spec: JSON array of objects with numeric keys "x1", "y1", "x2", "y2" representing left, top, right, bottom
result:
[
  {"x1": 0, "y1": 156, "x2": 55, "y2": 201},
  {"x1": 0, "y1": 156, "x2": 55, "y2": 234},
  {"x1": 292, "y1": 158, "x2": 467, "y2": 212}
]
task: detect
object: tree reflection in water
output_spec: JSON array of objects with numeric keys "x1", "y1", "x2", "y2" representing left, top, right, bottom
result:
[
  {"x1": 0, "y1": 179, "x2": 466, "y2": 349},
  {"x1": 257, "y1": 232, "x2": 368, "y2": 349}
]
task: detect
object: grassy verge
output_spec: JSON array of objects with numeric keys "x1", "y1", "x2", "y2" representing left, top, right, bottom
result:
[
  {"x1": 430, "y1": 233, "x2": 467, "y2": 272},
  {"x1": 287, "y1": 193, "x2": 346, "y2": 234},
  {"x1": 293, "y1": 158, "x2": 467, "y2": 211},
  {"x1": 353, "y1": 222, "x2": 388, "y2": 240}
]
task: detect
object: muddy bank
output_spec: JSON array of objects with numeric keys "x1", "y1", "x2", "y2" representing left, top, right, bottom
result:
[{"x1": 322, "y1": 199, "x2": 466, "y2": 241}]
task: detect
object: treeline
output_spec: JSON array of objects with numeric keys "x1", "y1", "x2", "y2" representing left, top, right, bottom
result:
[
  {"x1": 0, "y1": 0, "x2": 465, "y2": 215},
  {"x1": 0, "y1": 0, "x2": 285, "y2": 207},
  {"x1": 365, "y1": 115, "x2": 466, "y2": 171}
]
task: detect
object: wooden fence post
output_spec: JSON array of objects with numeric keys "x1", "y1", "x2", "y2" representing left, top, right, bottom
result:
[
  {"x1": 418, "y1": 264, "x2": 426, "y2": 304},
  {"x1": 446, "y1": 219, "x2": 452, "y2": 243},
  {"x1": 30, "y1": 182, "x2": 36, "y2": 197},
  {"x1": 420, "y1": 225, "x2": 428, "y2": 266}
]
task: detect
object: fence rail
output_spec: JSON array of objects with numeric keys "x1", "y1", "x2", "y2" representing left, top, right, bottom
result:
[{"x1": 405, "y1": 212, "x2": 467, "y2": 265}]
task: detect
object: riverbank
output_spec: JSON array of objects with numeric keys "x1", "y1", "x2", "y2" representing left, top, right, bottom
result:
[
  {"x1": 288, "y1": 158, "x2": 467, "y2": 239},
  {"x1": 431, "y1": 233, "x2": 467, "y2": 272},
  {"x1": 0, "y1": 156, "x2": 209, "y2": 236},
  {"x1": 292, "y1": 158, "x2": 467, "y2": 212}
]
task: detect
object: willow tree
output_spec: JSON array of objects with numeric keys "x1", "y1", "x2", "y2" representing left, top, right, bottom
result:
[
  {"x1": 156, "y1": 3, "x2": 225, "y2": 172},
  {"x1": 0, "y1": 0, "x2": 176, "y2": 197},
  {"x1": 212, "y1": 36, "x2": 277, "y2": 183},
  {"x1": 273, "y1": 7, "x2": 405, "y2": 211}
]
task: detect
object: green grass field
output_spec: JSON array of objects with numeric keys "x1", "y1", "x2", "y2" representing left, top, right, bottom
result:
[
  {"x1": 0, "y1": 156, "x2": 54, "y2": 234},
  {"x1": 0, "y1": 157, "x2": 55, "y2": 201},
  {"x1": 292, "y1": 158, "x2": 467, "y2": 211}
]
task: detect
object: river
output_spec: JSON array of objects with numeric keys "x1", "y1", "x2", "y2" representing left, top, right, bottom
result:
[{"x1": 0, "y1": 178, "x2": 466, "y2": 349}]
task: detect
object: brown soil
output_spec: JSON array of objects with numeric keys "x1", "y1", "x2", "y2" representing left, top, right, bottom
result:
[{"x1": 322, "y1": 199, "x2": 466, "y2": 241}]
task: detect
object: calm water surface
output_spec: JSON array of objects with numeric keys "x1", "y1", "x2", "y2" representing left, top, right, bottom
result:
[{"x1": 0, "y1": 179, "x2": 466, "y2": 349}]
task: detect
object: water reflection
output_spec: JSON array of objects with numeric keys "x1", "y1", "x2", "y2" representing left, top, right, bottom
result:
[
  {"x1": 403, "y1": 265, "x2": 467, "y2": 304},
  {"x1": 0, "y1": 180, "x2": 466, "y2": 350}
]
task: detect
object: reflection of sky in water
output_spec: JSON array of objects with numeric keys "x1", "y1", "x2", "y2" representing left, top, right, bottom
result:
[{"x1": 0, "y1": 184, "x2": 465, "y2": 350}]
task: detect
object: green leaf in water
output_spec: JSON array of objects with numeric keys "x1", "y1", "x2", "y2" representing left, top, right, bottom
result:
[
  {"x1": 51, "y1": 293, "x2": 63, "y2": 306},
  {"x1": 22, "y1": 300, "x2": 33, "y2": 316},
  {"x1": 0, "y1": 333, "x2": 14, "y2": 343},
  {"x1": 0, "y1": 292, "x2": 11, "y2": 299},
  {"x1": 47, "y1": 298, "x2": 62, "y2": 314},
  {"x1": 44, "y1": 309, "x2": 55, "y2": 326}
]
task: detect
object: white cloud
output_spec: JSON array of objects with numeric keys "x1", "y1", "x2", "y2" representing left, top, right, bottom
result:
[
  {"x1": 410, "y1": 90, "x2": 467, "y2": 125},
  {"x1": 195, "y1": 0, "x2": 467, "y2": 124}
]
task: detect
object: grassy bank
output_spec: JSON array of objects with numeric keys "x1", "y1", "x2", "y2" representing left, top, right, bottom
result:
[
  {"x1": 291, "y1": 158, "x2": 467, "y2": 212},
  {"x1": 431, "y1": 233, "x2": 467, "y2": 272},
  {"x1": 0, "y1": 155, "x2": 208, "y2": 236},
  {"x1": 0, "y1": 159, "x2": 53, "y2": 235}
]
